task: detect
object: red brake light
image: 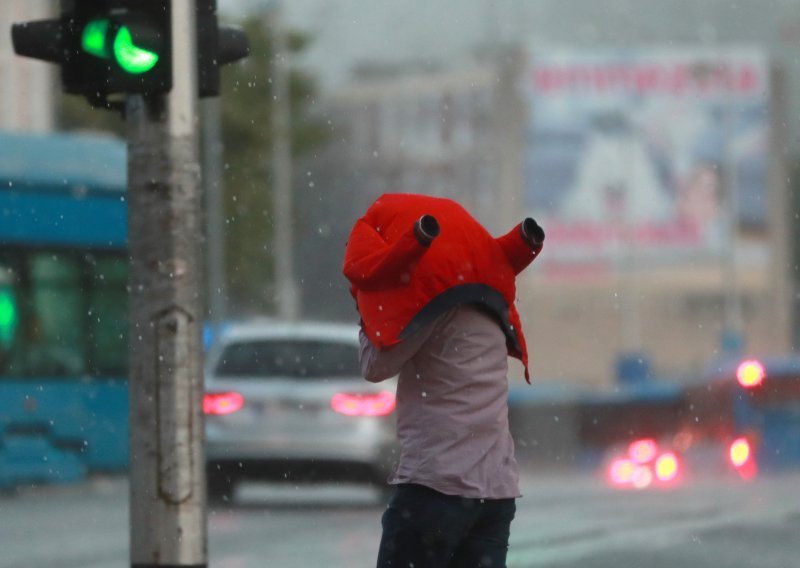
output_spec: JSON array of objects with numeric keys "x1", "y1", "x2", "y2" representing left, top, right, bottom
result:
[
  {"x1": 609, "y1": 458, "x2": 637, "y2": 486},
  {"x1": 729, "y1": 437, "x2": 758, "y2": 479},
  {"x1": 608, "y1": 458, "x2": 654, "y2": 489},
  {"x1": 609, "y1": 442, "x2": 681, "y2": 489},
  {"x1": 736, "y1": 359, "x2": 765, "y2": 388},
  {"x1": 203, "y1": 392, "x2": 244, "y2": 415},
  {"x1": 654, "y1": 452, "x2": 680, "y2": 482},
  {"x1": 331, "y1": 390, "x2": 396, "y2": 417},
  {"x1": 628, "y1": 438, "x2": 658, "y2": 464},
  {"x1": 729, "y1": 437, "x2": 751, "y2": 468}
]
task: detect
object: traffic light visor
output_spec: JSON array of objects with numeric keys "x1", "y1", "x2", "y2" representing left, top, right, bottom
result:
[{"x1": 11, "y1": 19, "x2": 64, "y2": 63}]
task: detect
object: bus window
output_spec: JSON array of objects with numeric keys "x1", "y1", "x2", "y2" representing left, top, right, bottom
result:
[
  {"x1": 0, "y1": 250, "x2": 129, "y2": 380},
  {"x1": 23, "y1": 253, "x2": 86, "y2": 377},
  {"x1": 86, "y1": 255, "x2": 128, "y2": 376},
  {"x1": 0, "y1": 262, "x2": 19, "y2": 369}
]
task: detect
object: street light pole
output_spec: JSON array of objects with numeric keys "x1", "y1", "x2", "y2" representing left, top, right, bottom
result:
[
  {"x1": 269, "y1": 3, "x2": 299, "y2": 320},
  {"x1": 202, "y1": 96, "x2": 227, "y2": 335},
  {"x1": 127, "y1": 0, "x2": 207, "y2": 566},
  {"x1": 721, "y1": 84, "x2": 744, "y2": 354}
]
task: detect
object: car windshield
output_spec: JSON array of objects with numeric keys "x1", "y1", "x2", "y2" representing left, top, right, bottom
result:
[{"x1": 214, "y1": 339, "x2": 361, "y2": 379}]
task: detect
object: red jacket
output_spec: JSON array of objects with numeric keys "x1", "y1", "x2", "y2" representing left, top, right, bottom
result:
[{"x1": 343, "y1": 193, "x2": 543, "y2": 382}]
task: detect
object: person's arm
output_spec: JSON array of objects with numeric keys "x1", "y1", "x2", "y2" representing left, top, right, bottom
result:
[{"x1": 358, "y1": 324, "x2": 431, "y2": 382}]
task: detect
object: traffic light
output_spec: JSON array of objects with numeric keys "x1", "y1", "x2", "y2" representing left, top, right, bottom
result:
[
  {"x1": 0, "y1": 287, "x2": 17, "y2": 348},
  {"x1": 11, "y1": 0, "x2": 248, "y2": 105},
  {"x1": 71, "y1": 1, "x2": 172, "y2": 96},
  {"x1": 12, "y1": 0, "x2": 171, "y2": 102},
  {"x1": 197, "y1": 0, "x2": 250, "y2": 98}
]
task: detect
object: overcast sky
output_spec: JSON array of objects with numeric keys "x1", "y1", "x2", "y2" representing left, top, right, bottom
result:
[{"x1": 219, "y1": 0, "x2": 510, "y2": 89}]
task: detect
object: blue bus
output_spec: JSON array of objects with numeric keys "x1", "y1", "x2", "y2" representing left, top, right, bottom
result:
[{"x1": 0, "y1": 131, "x2": 129, "y2": 489}]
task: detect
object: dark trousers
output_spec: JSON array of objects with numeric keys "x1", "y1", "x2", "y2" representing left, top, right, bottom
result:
[{"x1": 376, "y1": 483, "x2": 516, "y2": 568}]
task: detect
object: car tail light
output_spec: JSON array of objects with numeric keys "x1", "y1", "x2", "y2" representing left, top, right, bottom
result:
[
  {"x1": 654, "y1": 452, "x2": 680, "y2": 482},
  {"x1": 631, "y1": 465, "x2": 653, "y2": 489},
  {"x1": 736, "y1": 359, "x2": 765, "y2": 388},
  {"x1": 609, "y1": 458, "x2": 637, "y2": 486},
  {"x1": 628, "y1": 438, "x2": 658, "y2": 464},
  {"x1": 203, "y1": 391, "x2": 245, "y2": 415},
  {"x1": 609, "y1": 458, "x2": 655, "y2": 489},
  {"x1": 609, "y1": 442, "x2": 681, "y2": 489},
  {"x1": 729, "y1": 437, "x2": 751, "y2": 467},
  {"x1": 729, "y1": 437, "x2": 758, "y2": 479},
  {"x1": 331, "y1": 390, "x2": 396, "y2": 417}
]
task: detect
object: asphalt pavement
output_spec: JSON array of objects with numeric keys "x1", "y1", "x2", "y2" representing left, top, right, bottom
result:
[{"x1": 0, "y1": 468, "x2": 797, "y2": 567}]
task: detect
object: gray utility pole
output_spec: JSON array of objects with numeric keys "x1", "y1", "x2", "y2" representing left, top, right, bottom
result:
[
  {"x1": 127, "y1": 1, "x2": 207, "y2": 567},
  {"x1": 721, "y1": 84, "x2": 744, "y2": 353},
  {"x1": 201, "y1": 96, "x2": 227, "y2": 334},
  {"x1": 269, "y1": 4, "x2": 299, "y2": 320}
]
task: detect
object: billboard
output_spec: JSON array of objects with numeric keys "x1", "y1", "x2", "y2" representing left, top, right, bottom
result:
[{"x1": 524, "y1": 48, "x2": 770, "y2": 272}]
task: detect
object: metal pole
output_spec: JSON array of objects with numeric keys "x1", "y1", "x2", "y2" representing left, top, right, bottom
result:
[
  {"x1": 722, "y1": 84, "x2": 744, "y2": 353},
  {"x1": 269, "y1": 4, "x2": 299, "y2": 320},
  {"x1": 621, "y1": 131, "x2": 641, "y2": 352},
  {"x1": 201, "y1": 96, "x2": 227, "y2": 334},
  {"x1": 127, "y1": 0, "x2": 206, "y2": 566}
]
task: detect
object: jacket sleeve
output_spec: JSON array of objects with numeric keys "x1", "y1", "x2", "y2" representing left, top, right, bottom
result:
[
  {"x1": 358, "y1": 325, "x2": 432, "y2": 382},
  {"x1": 343, "y1": 217, "x2": 433, "y2": 290},
  {"x1": 495, "y1": 218, "x2": 544, "y2": 275}
]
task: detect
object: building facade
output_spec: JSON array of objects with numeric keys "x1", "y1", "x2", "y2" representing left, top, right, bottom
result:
[
  {"x1": 326, "y1": 59, "x2": 523, "y2": 234},
  {"x1": 1, "y1": 1, "x2": 56, "y2": 133},
  {"x1": 324, "y1": 49, "x2": 794, "y2": 388}
]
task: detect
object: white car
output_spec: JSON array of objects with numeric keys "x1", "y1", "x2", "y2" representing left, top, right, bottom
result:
[{"x1": 203, "y1": 319, "x2": 397, "y2": 502}]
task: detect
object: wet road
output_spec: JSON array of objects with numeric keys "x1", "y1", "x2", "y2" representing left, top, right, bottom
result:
[{"x1": 0, "y1": 469, "x2": 797, "y2": 567}]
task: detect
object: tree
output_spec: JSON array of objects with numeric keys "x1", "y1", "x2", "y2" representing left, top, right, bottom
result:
[{"x1": 217, "y1": 15, "x2": 326, "y2": 316}]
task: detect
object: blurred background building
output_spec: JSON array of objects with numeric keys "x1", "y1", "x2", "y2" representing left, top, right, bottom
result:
[
  {"x1": 2, "y1": 0, "x2": 797, "y2": 387},
  {"x1": 326, "y1": 61, "x2": 517, "y2": 230},
  {"x1": 0, "y1": 1, "x2": 56, "y2": 132},
  {"x1": 267, "y1": 0, "x2": 799, "y2": 386}
]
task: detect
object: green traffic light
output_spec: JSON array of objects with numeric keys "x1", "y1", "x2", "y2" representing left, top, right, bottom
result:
[
  {"x1": 0, "y1": 289, "x2": 17, "y2": 346},
  {"x1": 113, "y1": 26, "x2": 159, "y2": 74},
  {"x1": 81, "y1": 18, "x2": 110, "y2": 58},
  {"x1": 82, "y1": 19, "x2": 160, "y2": 75}
]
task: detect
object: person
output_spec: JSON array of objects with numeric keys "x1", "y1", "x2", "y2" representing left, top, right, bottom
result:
[{"x1": 343, "y1": 193, "x2": 544, "y2": 567}]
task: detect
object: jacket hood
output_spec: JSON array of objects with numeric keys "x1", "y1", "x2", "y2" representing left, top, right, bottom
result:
[{"x1": 343, "y1": 193, "x2": 542, "y2": 383}]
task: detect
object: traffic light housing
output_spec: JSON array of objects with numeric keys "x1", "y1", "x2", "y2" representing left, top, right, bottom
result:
[
  {"x1": 70, "y1": 1, "x2": 172, "y2": 96},
  {"x1": 197, "y1": 0, "x2": 250, "y2": 98},
  {"x1": 11, "y1": 0, "x2": 248, "y2": 106},
  {"x1": 12, "y1": 0, "x2": 171, "y2": 102}
]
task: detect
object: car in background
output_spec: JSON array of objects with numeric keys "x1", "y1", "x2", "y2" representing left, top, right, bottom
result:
[
  {"x1": 603, "y1": 356, "x2": 800, "y2": 489},
  {"x1": 203, "y1": 319, "x2": 398, "y2": 503},
  {"x1": 602, "y1": 434, "x2": 752, "y2": 490}
]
